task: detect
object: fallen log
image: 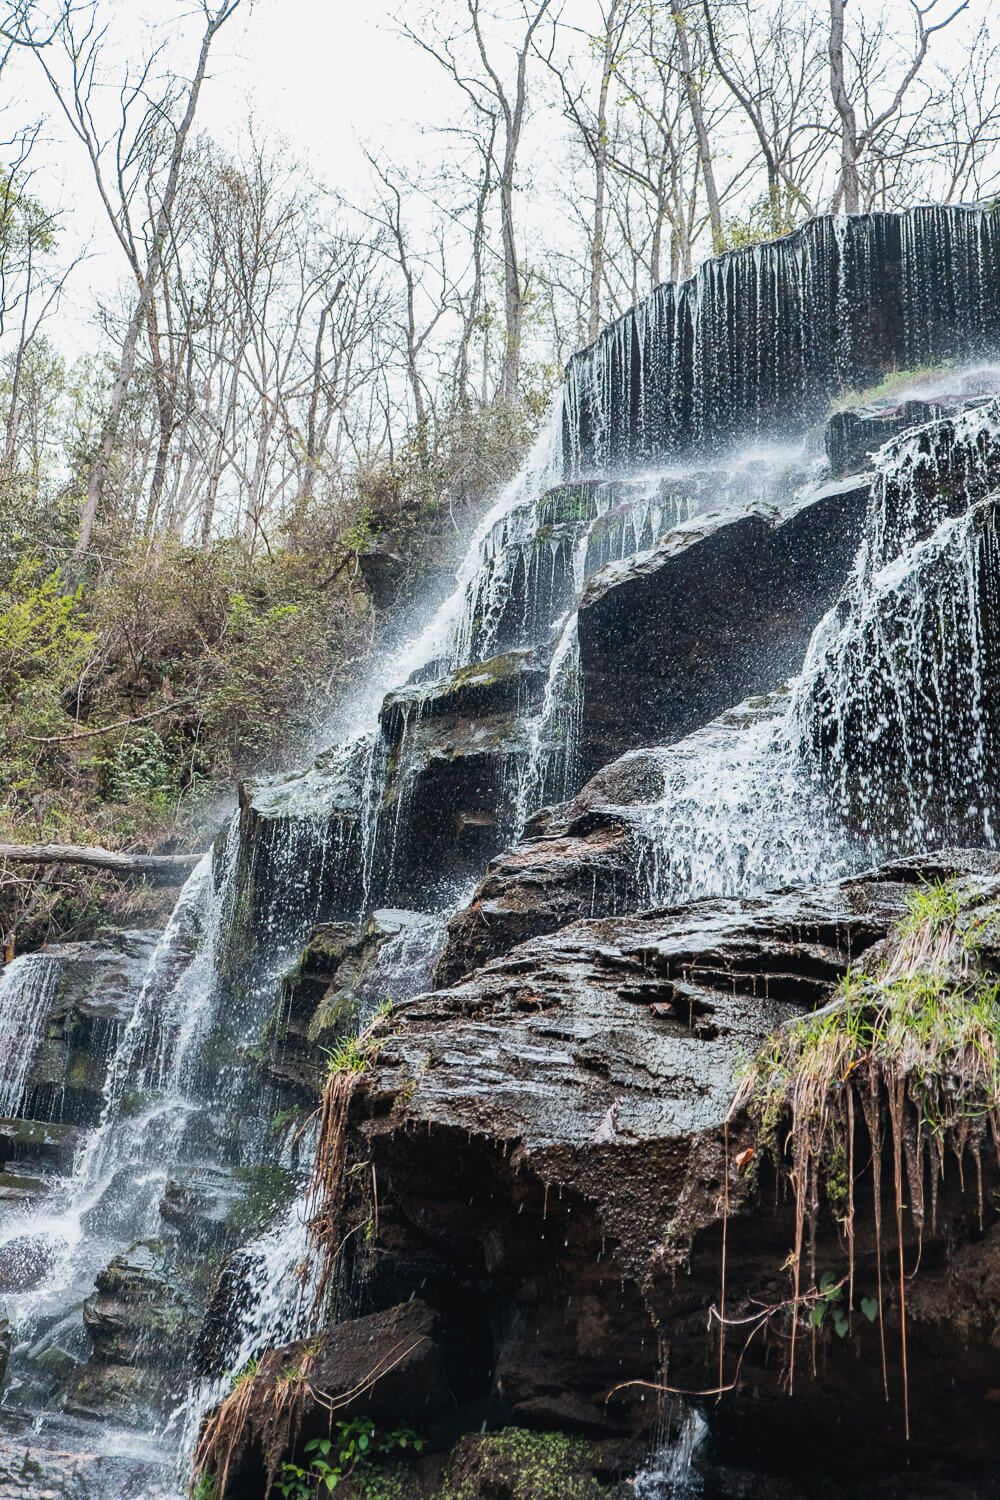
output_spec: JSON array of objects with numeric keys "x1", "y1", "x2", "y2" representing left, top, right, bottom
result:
[{"x1": 0, "y1": 842, "x2": 203, "y2": 882}]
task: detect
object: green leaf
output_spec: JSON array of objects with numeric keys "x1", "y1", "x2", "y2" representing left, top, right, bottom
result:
[
  {"x1": 861, "y1": 1297, "x2": 879, "y2": 1323},
  {"x1": 808, "y1": 1303, "x2": 826, "y2": 1328},
  {"x1": 833, "y1": 1312, "x2": 849, "y2": 1338}
]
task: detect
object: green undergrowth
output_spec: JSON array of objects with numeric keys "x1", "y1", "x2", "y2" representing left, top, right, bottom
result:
[
  {"x1": 275, "y1": 1419, "x2": 424, "y2": 1499},
  {"x1": 732, "y1": 878, "x2": 1000, "y2": 1427}
]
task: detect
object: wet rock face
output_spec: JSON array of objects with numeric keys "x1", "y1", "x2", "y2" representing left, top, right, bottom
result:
[
  {"x1": 345, "y1": 854, "x2": 1000, "y2": 1482},
  {"x1": 263, "y1": 907, "x2": 440, "y2": 1099},
  {"x1": 18, "y1": 930, "x2": 159, "y2": 1127},
  {"x1": 434, "y1": 803, "x2": 642, "y2": 989},
  {"x1": 375, "y1": 651, "x2": 550, "y2": 904},
  {"x1": 575, "y1": 480, "x2": 868, "y2": 780},
  {"x1": 563, "y1": 205, "x2": 1000, "y2": 470},
  {"x1": 68, "y1": 1240, "x2": 199, "y2": 1424},
  {"x1": 825, "y1": 398, "x2": 945, "y2": 476}
]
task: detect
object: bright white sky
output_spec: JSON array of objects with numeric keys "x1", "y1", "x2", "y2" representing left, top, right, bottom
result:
[
  {"x1": 201, "y1": 0, "x2": 440, "y2": 196},
  {"x1": 0, "y1": 0, "x2": 985, "y2": 357},
  {"x1": 2, "y1": 0, "x2": 591, "y2": 348}
]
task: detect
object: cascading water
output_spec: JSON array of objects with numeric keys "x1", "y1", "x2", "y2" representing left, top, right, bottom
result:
[
  {"x1": 639, "y1": 397, "x2": 1000, "y2": 906},
  {"x1": 563, "y1": 205, "x2": 1000, "y2": 472},
  {"x1": 3, "y1": 205, "x2": 1000, "y2": 1496},
  {"x1": 0, "y1": 954, "x2": 61, "y2": 1119}
]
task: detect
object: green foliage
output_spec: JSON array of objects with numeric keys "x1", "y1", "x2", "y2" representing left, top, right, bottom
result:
[
  {"x1": 100, "y1": 728, "x2": 176, "y2": 806},
  {"x1": 724, "y1": 187, "x2": 804, "y2": 250},
  {"x1": 832, "y1": 363, "x2": 950, "y2": 412},
  {"x1": 323, "y1": 1031, "x2": 383, "y2": 1076},
  {"x1": 0, "y1": 384, "x2": 540, "y2": 952},
  {"x1": 0, "y1": 557, "x2": 95, "y2": 707},
  {"x1": 275, "y1": 1419, "x2": 424, "y2": 1499},
  {"x1": 808, "y1": 1273, "x2": 849, "y2": 1338},
  {"x1": 341, "y1": 504, "x2": 375, "y2": 554},
  {"x1": 431, "y1": 1429, "x2": 609, "y2": 1500},
  {"x1": 898, "y1": 877, "x2": 964, "y2": 937},
  {"x1": 227, "y1": 1358, "x2": 258, "y2": 1393}
]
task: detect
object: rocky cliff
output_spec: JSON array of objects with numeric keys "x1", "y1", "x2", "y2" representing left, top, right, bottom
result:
[{"x1": 4, "y1": 208, "x2": 1000, "y2": 1500}]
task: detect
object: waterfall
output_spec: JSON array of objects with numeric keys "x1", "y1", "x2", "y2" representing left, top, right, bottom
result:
[
  {"x1": 3, "y1": 205, "x2": 1000, "y2": 1496},
  {"x1": 563, "y1": 206, "x2": 1000, "y2": 474},
  {"x1": 0, "y1": 955, "x2": 61, "y2": 1119},
  {"x1": 640, "y1": 397, "x2": 1000, "y2": 903},
  {"x1": 632, "y1": 1407, "x2": 708, "y2": 1498},
  {"x1": 797, "y1": 400, "x2": 1000, "y2": 851}
]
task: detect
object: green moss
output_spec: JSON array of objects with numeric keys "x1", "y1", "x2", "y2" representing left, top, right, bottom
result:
[
  {"x1": 431, "y1": 1429, "x2": 615, "y2": 1500},
  {"x1": 226, "y1": 1165, "x2": 299, "y2": 1238},
  {"x1": 831, "y1": 363, "x2": 950, "y2": 412},
  {"x1": 308, "y1": 991, "x2": 360, "y2": 1045}
]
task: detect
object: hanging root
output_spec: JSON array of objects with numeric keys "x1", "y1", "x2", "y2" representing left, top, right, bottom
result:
[
  {"x1": 191, "y1": 1364, "x2": 260, "y2": 1499},
  {"x1": 191, "y1": 1011, "x2": 394, "y2": 1497},
  {"x1": 306, "y1": 1010, "x2": 392, "y2": 1323},
  {"x1": 729, "y1": 879, "x2": 1000, "y2": 1422}
]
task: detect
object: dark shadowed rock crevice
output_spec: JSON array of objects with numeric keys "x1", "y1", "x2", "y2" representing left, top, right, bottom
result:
[{"x1": 576, "y1": 480, "x2": 868, "y2": 780}]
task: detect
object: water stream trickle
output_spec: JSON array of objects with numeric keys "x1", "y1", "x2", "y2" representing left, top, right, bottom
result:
[{"x1": 0, "y1": 954, "x2": 61, "y2": 1119}]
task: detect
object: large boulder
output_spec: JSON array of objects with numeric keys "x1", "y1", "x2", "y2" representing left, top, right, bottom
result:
[
  {"x1": 344, "y1": 853, "x2": 1000, "y2": 1487},
  {"x1": 575, "y1": 477, "x2": 869, "y2": 780}
]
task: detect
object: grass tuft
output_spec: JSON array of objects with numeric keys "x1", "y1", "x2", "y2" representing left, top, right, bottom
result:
[{"x1": 731, "y1": 878, "x2": 1000, "y2": 1428}]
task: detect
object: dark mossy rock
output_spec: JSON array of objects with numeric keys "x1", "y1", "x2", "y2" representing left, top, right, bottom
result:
[
  {"x1": 81, "y1": 1240, "x2": 195, "y2": 1370},
  {"x1": 4, "y1": 930, "x2": 159, "y2": 1129},
  {"x1": 263, "y1": 908, "x2": 433, "y2": 1097},
  {"x1": 373, "y1": 652, "x2": 550, "y2": 905},
  {"x1": 824, "y1": 369, "x2": 1000, "y2": 476},
  {"x1": 427, "y1": 1429, "x2": 631, "y2": 1499},
  {"x1": 575, "y1": 476, "x2": 869, "y2": 780},
  {"x1": 344, "y1": 853, "x2": 1000, "y2": 1486},
  {"x1": 357, "y1": 539, "x2": 455, "y2": 615},
  {"x1": 0, "y1": 1115, "x2": 79, "y2": 1163},
  {"x1": 231, "y1": 736, "x2": 373, "y2": 962},
  {"x1": 159, "y1": 1164, "x2": 261, "y2": 1250},
  {"x1": 825, "y1": 398, "x2": 944, "y2": 476},
  {"x1": 207, "y1": 1301, "x2": 452, "y2": 1499}
]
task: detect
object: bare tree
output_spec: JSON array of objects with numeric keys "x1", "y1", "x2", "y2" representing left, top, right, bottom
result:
[
  {"x1": 8, "y1": 0, "x2": 241, "y2": 557},
  {"x1": 701, "y1": 0, "x2": 827, "y2": 234},
  {"x1": 541, "y1": 1, "x2": 638, "y2": 341},
  {"x1": 670, "y1": 2, "x2": 724, "y2": 253},
  {"x1": 827, "y1": 0, "x2": 968, "y2": 213},
  {"x1": 400, "y1": 0, "x2": 552, "y2": 405}
]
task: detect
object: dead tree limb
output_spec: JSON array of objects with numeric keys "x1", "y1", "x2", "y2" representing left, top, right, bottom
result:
[
  {"x1": 25, "y1": 698, "x2": 196, "y2": 744},
  {"x1": 0, "y1": 843, "x2": 202, "y2": 881}
]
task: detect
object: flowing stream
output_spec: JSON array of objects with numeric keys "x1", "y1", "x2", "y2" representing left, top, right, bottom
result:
[{"x1": 2, "y1": 205, "x2": 1000, "y2": 1497}]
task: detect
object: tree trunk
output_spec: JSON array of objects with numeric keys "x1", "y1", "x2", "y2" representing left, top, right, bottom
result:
[
  {"x1": 589, "y1": 3, "x2": 622, "y2": 342},
  {"x1": 828, "y1": 0, "x2": 860, "y2": 213},
  {"x1": 671, "y1": 2, "x2": 724, "y2": 254},
  {"x1": 74, "y1": 2, "x2": 240, "y2": 560},
  {"x1": 499, "y1": 162, "x2": 522, "y2": 404}
]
